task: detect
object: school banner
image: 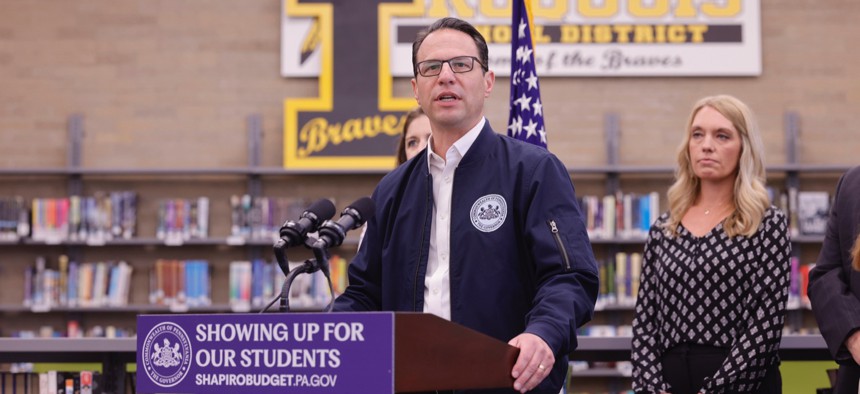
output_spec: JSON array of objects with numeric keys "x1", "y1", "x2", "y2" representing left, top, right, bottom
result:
[{"x1": 281, "y1": 0, "x2": 760, "y2": 169}]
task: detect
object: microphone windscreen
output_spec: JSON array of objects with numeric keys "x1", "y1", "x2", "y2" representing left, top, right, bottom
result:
[
  {"x1": 347, "y1": 197, "x2": 376, "y2": 222},
  {"x1": 307, "y1": 198, "x2": 336, "y2": 221}
]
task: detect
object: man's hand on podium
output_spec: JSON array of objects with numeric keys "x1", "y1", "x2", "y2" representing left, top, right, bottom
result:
[
  {"x1": 845, "y1": 329, "x2": 860, "y2": 365},
  {"x1": 508, "y1": 333, "x2": 554, "y2": 393}
]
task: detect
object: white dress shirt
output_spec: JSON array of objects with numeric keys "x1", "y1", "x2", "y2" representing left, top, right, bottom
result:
[{"x1": 423, "y1": 118, "x2": 485, "y2": 320}]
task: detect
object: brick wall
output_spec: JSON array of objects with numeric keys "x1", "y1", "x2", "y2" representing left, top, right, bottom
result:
[{"x1": 0, "y1": 0, "x2": 857, "y2": 170}]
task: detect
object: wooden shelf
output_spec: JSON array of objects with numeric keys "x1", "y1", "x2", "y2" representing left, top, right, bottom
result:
[
  {"x1": 572, "y1": 334, "x2": 829, "y2": 361},
  {"x1": 570, "y1": 367, "x2": 629, "y2": 378}
]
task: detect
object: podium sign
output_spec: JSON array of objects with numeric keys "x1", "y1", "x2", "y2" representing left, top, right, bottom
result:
[{"x1": 137, "y1": 313, "x2": 394, "y2": 394}]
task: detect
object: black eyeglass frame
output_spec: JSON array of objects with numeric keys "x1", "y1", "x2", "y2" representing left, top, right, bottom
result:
[{"x1": 415, "y1": 56, "x2": 487, "y2": 77}]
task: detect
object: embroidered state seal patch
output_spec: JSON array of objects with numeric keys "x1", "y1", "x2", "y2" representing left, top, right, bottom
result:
[{"x1": 470, "y1": 194, "x2": 507, "y2": 232}]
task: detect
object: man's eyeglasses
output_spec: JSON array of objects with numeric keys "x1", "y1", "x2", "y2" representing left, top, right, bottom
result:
[{"x1": 415, "y1": 56, "x2": 485, "y2": 77}]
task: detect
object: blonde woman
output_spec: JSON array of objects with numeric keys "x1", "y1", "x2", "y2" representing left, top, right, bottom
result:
[
  {"x1": 808, "y1": 166, "x2": 860, "y2": 394},
  {"x1": 632, "y1": 95, "x2": 790, "y2": 393}
]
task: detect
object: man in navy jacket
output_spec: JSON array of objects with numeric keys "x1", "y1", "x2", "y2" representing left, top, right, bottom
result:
[{"x1": 334, "y1": 17, "x2": 598, "y2": 394}]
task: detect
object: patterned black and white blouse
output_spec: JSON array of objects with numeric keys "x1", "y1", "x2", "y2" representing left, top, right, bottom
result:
[{"x1": 631, "y1": 206, "x2": 791, "y2": 393}]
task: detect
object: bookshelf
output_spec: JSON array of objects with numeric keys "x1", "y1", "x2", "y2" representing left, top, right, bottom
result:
[
  {"x1": 570, "y1": 335, "x2": 831, "y2": 362},
  {"x1": 0, "y1": 114, "x2": 379, "y2": 340},
  {"x1": 0, "y1": 112, "x2": 848, "y2": 393}
]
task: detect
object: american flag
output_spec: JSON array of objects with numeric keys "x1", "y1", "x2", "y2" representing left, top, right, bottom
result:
[{"x1": 507, "y1": 0, "x2": 547, "y2": 149}]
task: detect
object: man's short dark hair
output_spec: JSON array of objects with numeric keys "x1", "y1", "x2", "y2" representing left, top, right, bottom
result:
[{"x1": 411, "y1": 17, "x2": 489, "y2": 78}]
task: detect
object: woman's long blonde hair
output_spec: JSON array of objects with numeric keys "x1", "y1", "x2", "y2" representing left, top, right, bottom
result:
[{"x1": 664, "y1": 95, "x2": 771, "y2": 237}]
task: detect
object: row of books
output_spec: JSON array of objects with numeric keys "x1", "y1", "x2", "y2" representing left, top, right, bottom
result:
[
  {"x1": 23, "y1": 257, "x2": 132, "y2": 309},
  {"x1": 227, "y1": 256, "x2": 348, "y2": 311},
  {"x1": 596, "y1": 253, "x2": 816, "y2": 311},
  {"x1": 788, "y1": 259, "x2": 814, "y2": 310},
  {"x1": 155, "y1": 197, "x2": 209, "y2": 241},
  {"x1": 21, "y1": 255, "x2": 197, "y2": 310},
  {"x1": 0, "y1": 193, "x2": 219, "y2": 243},
  {"x1": 229, "y1": 195, "x2": 329, "y2": 241},
  {"x1": 10, "y1": 321, "x2": 133, "y2": 339},
  {"x1": 3, "y1": 189, "x2": 834, "y2": 243},
  {"x1": 1, "y1": 194, "x2": 334, "y2": 243},
  {"x1": 227, "y1": 259, "x2": 278, "y2": 310},
  {"x1": 777, "y1": 187, "x2": 831, "y2": 236},
  {"x1": 159, "y1": 257, "x2": 344, "y2": 311},
  {"x1": 149, "y1": 259, "x2": 211, "y2": 307},
  {"x1": 18, "y1": 254, "x2": 351, "y2": 311},
  {"x1": 596, "y1": 252, "x2": 642, "y2": 308},
  {"x1": 145, "y1": 257, "x2": 350, "y2": 310},
  {"x1": 578, "y1": 192, "x2": 660, "y2": 240},
  {"x1": 0, "y1": 371, "x2": 103, "y2": 394},
  {"x1": 21, "y1": 249, "x2": 816, "y2": 313},
  {"x1": 577, "y1": 187, "x2": 834, "y2": 240},
  {"x1": 0, "y1": 197, "x2": 28, "y2": 241},
  {"x1": 30, "y1": 192, "x2": 138, "y2": 243},
  {"x1": 759, "y1": 186, "x2": 831, "y2": 236}
]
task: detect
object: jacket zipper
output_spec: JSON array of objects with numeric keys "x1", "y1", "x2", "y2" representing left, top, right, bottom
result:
[
  {"x1": 548, "y1": 219, "x2": 572, "y2": 271},
  {"x1": 413, "y1": 173, "x2": 432, "y2": 311}
]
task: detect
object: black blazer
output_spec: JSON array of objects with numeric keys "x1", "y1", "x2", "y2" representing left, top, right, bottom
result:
[{"x1": 809, "y1": 166, "x2": 860, "y2": 362}]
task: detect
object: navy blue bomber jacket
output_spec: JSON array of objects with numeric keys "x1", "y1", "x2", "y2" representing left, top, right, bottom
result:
[{"x1": 334, "y1": 122, "x2": 599, "y2": 393}]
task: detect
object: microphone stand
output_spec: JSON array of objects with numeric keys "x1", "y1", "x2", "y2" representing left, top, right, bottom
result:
[
  {"x1": 310, "y1": 240, "x2": 336, "y2": 313},
  {"x1": 263, "y1": 236, "x2": 336, "y2": 313}
]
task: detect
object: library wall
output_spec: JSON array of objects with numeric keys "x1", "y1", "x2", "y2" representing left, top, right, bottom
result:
[{"x1": 0, "y1": 0, "x2": 858, "y2": 170}]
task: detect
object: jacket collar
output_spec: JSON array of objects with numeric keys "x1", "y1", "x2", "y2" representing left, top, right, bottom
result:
[{"x1": 457, "y1": 121, "x2": 496, "y2": 167}]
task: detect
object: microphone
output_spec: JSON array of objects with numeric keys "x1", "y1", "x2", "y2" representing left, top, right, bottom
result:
[
  {"x1": 278, "y1": 198, "x2": 336, "y2": 247},
  {"x1": 315, "y1": 197, "x2": 376, "y2": 250}
]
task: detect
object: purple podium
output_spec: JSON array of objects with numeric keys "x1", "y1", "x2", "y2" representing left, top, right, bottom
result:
[{"x1": 137, "y1": 312, "x2": 517, "y2": 393}]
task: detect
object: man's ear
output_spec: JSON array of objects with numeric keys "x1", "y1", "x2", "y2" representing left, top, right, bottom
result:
[{"x1": 483, "y1": 70, "x2": 495, "y2": 97}]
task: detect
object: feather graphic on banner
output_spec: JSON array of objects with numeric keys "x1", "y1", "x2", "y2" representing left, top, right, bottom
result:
[
  {"x1": 507, "y1": 0, "x2": 547, "y2": 149},
  {"x1": 300, "y1": 18, "x2": 320, "y2": 65}
]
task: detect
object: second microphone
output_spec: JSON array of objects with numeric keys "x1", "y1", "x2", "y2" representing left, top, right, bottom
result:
[{"x1": 314, "y1": 197, "x2": 376, "y2": 250}]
